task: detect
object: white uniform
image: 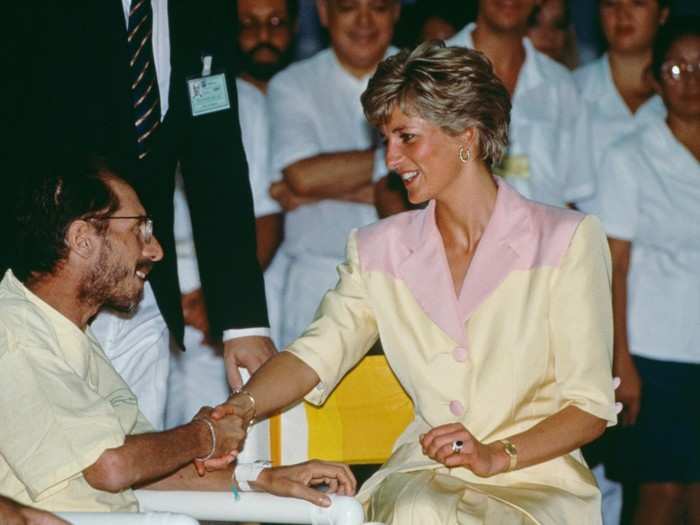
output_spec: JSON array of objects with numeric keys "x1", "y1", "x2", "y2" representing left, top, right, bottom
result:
[
  {"x1": 165, "y1": 79, "x2": 282, "y2": 462},
  {"x1": 448, "y1": 23, "x2": 592, "y2": 207},
  {"x1": 573, "y1": 54, "x2": 666, "y2": 215},
  {"x1": 267, "y1": 48, "x2": 391, "y2": 347},
  {"x1": 598, "y1": 116, "x2": 700, "y2": 365},
  {"x1": 90, "y1": 0, "x2": 171, "y2": 430}
]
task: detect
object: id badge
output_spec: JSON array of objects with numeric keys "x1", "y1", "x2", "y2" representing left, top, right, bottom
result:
[
  {"x1": 494, "y1": 154, "x2": 530, "y2": 180},
  {"x1": 187, "y1": 73, "x2": 231, "y2": 117}
]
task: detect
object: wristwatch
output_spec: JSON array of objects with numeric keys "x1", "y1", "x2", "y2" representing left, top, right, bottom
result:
[{"x1": 499, "y1": 439, "x2": 518, "y2": 472}]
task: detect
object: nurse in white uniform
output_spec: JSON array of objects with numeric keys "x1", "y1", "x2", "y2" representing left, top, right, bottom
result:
[
  {"x1": 267, "y1": 1, "x2": 400, "y2": 347},
  {"x1": 574, "y1": 0, "x2": 669, "y2": 216},
  {"x1": 447, "y1": 0, "x2": 591, "y2": 208},
  {"x1": 598, "y1": 18, "x2": 700, "y2": 525},
  {"x1": 165, "y1": 79, "x2": 283, "y2": 462}
]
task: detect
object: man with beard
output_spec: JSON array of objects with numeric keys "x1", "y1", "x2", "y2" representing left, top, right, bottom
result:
[
  {"x1": 0, "y1": 157, "x2": 355, "y2": 513},
  {"x1": 237, "y1": 0, "x2": 299, "y2": 92}
]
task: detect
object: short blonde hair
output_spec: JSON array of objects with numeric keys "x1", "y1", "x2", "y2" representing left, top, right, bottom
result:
[{"x1": 361, "y1": 41, "x2": 511, "y2": 168}]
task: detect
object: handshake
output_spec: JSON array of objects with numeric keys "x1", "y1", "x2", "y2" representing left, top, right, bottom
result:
[{"x1": 186, "y1": 390, "x2": 356, "y2": 507}]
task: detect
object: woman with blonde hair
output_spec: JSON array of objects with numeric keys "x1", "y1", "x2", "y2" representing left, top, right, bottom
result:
[{"x1": 214, "y1": 41, "x2": 617, "y2": 524}]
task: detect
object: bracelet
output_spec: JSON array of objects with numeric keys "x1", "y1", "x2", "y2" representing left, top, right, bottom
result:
[
  {"x1": 193, "y1": 417, "x2": 216, "y2": 461},
  {"x1": 499, "y1": 439, "x2": 518, "y2": 472},
  {"x1": 231, "y1": 388, "x2": 257, "y2": 426}
]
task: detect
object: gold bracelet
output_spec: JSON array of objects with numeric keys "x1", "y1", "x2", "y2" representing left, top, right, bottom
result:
[
  {"x1": 499, "y1": 439, "x2": 518, "y2": 472},
  {"x1": 193, "y1": 417, "x2": 216, "y2": 461},
  {"x1": 231, "y1": 388, "x2": 257, "y2": 426}
]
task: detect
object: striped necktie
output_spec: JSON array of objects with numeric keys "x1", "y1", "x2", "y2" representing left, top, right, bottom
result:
[{"x1": 127, "y1": 0, "x2": 161, "y2": 160}]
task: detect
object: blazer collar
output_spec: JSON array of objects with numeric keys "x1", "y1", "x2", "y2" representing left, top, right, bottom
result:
[{"x1": 397, "y1": 179, "x2": 533, "y2": 346}]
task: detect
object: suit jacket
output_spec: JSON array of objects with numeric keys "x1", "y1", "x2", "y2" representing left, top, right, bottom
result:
[
  {"x1": 1, "y1": 0, "x2": 268, "y2": 344},
  {"x1": 286, "y1": 180, "x2": 617, "y2": 524}
]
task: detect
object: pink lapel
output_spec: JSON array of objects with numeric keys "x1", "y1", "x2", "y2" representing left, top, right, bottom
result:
[
  {"x1": 457, "y1": 180, "x2": 532, "y2": 322},
  {"x1": 396, "y1": 180, "x2": 533, "y2": 346},
  {"x1": 396, "y1": 201, "x2": 466, "y2": 347}
]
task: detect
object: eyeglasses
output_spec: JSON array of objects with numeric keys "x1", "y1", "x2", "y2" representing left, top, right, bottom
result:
[
  {"x1": 239, "y1": 16, "x2": 289, "y2": 34},
  {"x1": 661, "y1": 61, "x2": 700, "y2": 83},
  {"x1": 102, "y1": 215, "x2": 154, "y2": 244}
]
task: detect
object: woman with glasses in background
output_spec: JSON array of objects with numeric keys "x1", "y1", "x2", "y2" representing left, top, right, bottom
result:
[
  {"x1": 573, "y1": 1, "x2": 669, "y2": 467},
  {"x1": 574, "y1": 0, "x2": 669, "y2": 217},
  {"x1": 597, "y1": 18, "x2": 700, "y2": 525}
]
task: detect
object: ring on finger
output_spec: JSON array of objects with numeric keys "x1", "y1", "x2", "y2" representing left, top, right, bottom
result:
[{"x1": 451, "y1": 440, "x2": 464, "y2": 453}]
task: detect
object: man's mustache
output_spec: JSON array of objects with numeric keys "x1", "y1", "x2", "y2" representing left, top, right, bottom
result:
[
  {"x1": 136, "y1": 260, "x2": 154, "y2": 275},
  {"x1": 248, "y1": 42, "x2": 283, "y2": 59}
]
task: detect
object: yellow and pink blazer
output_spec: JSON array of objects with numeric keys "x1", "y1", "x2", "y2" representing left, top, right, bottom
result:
[{"x1": 286, "y1": 180, "x2": 617, "y2": 523}]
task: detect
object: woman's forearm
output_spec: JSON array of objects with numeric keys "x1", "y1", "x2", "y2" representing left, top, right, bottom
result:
[
  {"x1": 244, "y1": 352, "x2": 321, "y2": 419},
  {"x1": 608, "y1": 238, "x2": 632, "y2": 365},
  {"x1": 489, "y1": 406, "x2": 606, "y2": 472}
]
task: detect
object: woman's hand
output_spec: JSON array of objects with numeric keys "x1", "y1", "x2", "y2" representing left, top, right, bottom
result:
[
  {"x1": 252, "y1": 460, "x2": 357, "y2": 507},
  {"x1": 420, "y1": 423, "x2": 509, "y2": 477},
  {"x1": 614, "y1": 353, "x2": 642, "y2": 426}
]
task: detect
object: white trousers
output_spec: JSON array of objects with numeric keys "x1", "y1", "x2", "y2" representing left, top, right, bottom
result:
[{"x1": 90, "y1": 282, "x2": 170, "y2": 430}]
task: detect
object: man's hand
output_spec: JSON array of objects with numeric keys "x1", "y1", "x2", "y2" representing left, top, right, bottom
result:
[
  {"x1": 269, "y1": 180, "x2": 317, "y2": 211},
  {"x1": 223, "y1": 336, "x2": 276, "y2": 390},
  {"x1": 192, "y1": 406, "x2": 247, "y2": 476},
  {"x1": 614, "y1": 353, "x2": 642, "y2": 426},
  {"x1": 0, "y1": 495, "x2": 68, "y2": 525},
  {"x1": 251, "y1": 460, "x2": 357, "y2": 507},
  {"x1": 420, "y1": 423, "x2": 509, "y2": 478}
]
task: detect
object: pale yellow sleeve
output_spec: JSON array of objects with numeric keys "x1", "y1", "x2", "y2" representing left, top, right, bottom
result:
[
  {"x1": 285, "y1": 231, "x2": 379, "y2": 405},
  {"x1": 549, "y1": 215, "x2": 617, "y2": 426},
  {"x1": 0, "y1": 321, "x2": 126, "y2": 501}
]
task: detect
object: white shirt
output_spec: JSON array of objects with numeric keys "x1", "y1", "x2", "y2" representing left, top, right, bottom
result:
[
  {"x1": 267, "y1": 47, "x2": 393, "y2": 260},
  {"x1": 573, "y1": 54, "x2": 665, "y2": 215},
  {"x1": 175, "y1": 79, "x2": 281, "y2": 294},
  {"x1": 121, "y1": 0, "x2": 171, "y2": 118},
  {"x1": 597, "y1": 117, "x2": 700, "y2": 364},
  {"x1": 448, "y1": 23, "x2": 590, "y2": 207}
]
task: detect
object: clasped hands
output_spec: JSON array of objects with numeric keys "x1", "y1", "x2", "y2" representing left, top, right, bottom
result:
[
  {"x1": 420, "y1": 423, "x2": 510, "y2": 477},
  {"x1": 190, "y1": 397, "x2": 357, "y2": 506}
]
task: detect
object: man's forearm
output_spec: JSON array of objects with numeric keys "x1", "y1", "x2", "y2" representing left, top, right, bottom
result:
[
  {"x1": 284, "y1": 150, "x2": 374, "y2": 198},
  {"x1": 84, "y1": 421, "x2": 211, "y2": 492},
  {"x1": 143, "y1": 461, "x2": 233, "y2": 491}
]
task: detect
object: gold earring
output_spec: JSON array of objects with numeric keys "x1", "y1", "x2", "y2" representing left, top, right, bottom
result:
[{"x1": 459, "y1": 145, "x2": 471, "y2": 163}]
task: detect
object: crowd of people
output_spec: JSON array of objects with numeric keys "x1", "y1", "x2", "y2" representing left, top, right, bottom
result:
[{"x1": 0, "y1": 0, "x2": 698, "y2": 524}]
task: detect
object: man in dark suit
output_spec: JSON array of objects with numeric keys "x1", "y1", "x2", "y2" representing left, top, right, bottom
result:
[{"x1": 2, "y1": 0, "x2": 275, "y2": 428}]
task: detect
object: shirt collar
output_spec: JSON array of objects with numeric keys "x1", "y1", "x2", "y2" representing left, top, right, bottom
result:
[
  {"x1": 451, "y1": 23, "x2": 545, "y2": 101},
  {"x1": 2, "y1": 270, "x2": 89, "y2": 341}
]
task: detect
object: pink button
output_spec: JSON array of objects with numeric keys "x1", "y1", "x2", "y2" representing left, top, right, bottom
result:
[
  {"x1": 452, "y1": 346, "x2": 468, "y2": 362},
  {"x1": 449, "y1": 400, "x2": 465, "y2": 417}
]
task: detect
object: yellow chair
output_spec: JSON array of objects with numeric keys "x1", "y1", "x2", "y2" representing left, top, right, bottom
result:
[{"x1": 270, "y1": 354, "x2": 414, "y2": 467}]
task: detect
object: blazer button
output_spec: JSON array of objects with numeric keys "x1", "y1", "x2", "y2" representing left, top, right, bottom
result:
[
  {"x1": 452, "y1": 346, "x2": 468, "y2": 362},
  {"x1": 449, "y1": 400, "x2": 465, "y2": 417}
]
